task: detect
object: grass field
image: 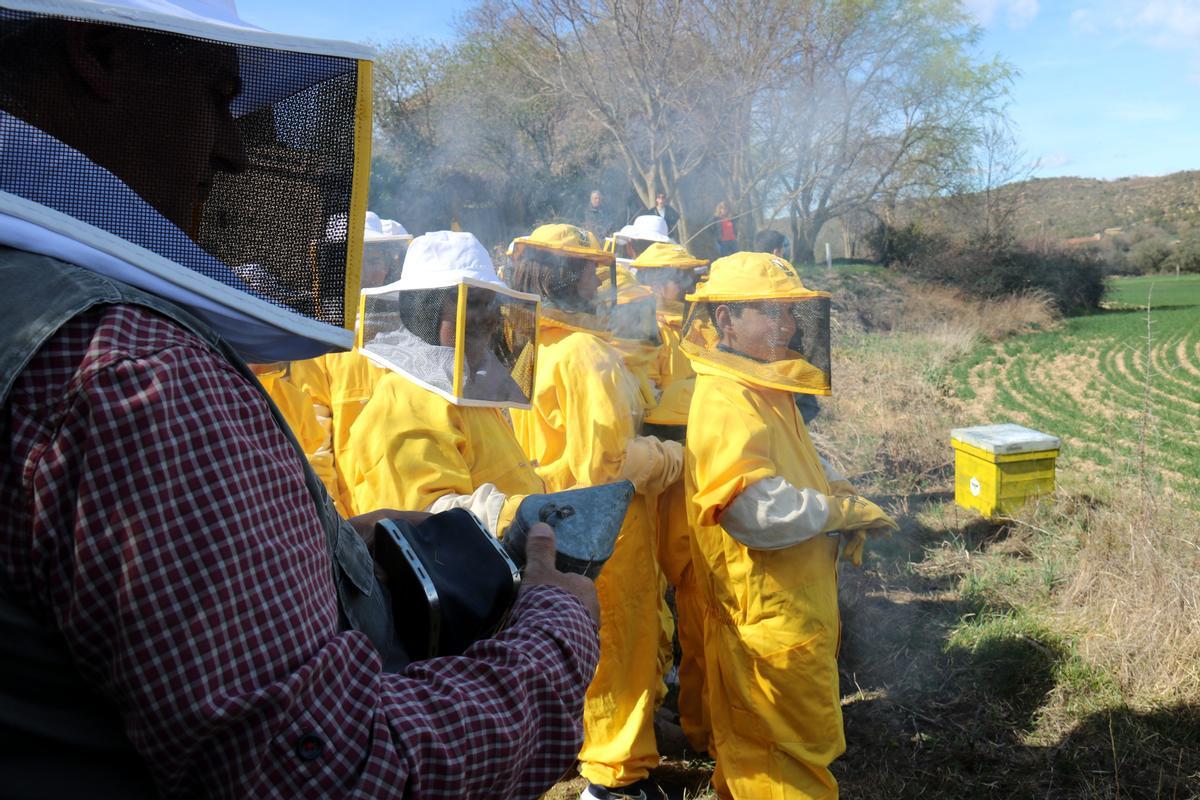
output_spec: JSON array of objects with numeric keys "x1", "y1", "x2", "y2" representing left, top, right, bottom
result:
[{"x1": 948, "y1": 274, "x2": 1200, "y2": 491}]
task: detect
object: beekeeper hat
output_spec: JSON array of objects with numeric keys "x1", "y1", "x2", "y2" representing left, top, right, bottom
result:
[
  {"x1": 631, "y1": 242, "x2": 707, "y2": 270},
  {"x1": 0, "y1": 0, "x2": 374, "y2": 362},
  {"x1": 365, "y1": 212, "x2": 411, "y2": 242},
  {"x1": 615, "y1": 215, "x2": 673, "y2": 244},
  {"x1": 508, "y1": 223, "x2": 615, "y2": 264},
  {"x1": 686, "y1": 251, "x2": 822, "y2": 303},
  {"x1": 391, "y1": 230, "x2": 506, "y2": 291}
]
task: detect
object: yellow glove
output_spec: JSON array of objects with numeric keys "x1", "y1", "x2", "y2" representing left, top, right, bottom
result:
[
  {"x1": 840, "y1": 530, "x2": 867, "y2": 566},
  {"x1": 825, "y1": 494, "x2": 899, "y2": 534}
]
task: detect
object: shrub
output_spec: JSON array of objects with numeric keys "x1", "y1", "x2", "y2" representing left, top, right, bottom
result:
[
  {"x1": 866, "y1": 221, "x2": 946, "y2": 268},
  {"x1": 877, "y1": 228, "x2": 1106, "y2": 315},
  {"x1": 1164, "y1": 236, "x2": 1200, "y2": 273},
  {"x1": 1129, "y1": 237, "x2": 1173, "y2": 274}
]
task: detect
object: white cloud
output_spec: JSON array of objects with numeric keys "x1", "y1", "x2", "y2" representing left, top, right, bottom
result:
[
  {"x1": 1107, "y1": 101, "x2": 1183, "y2": 123},
  {"x1": 1074, "y1": 0, "x2": 1200, "y2": 49},
  {"x1": 1069, "y1": 8, "x2": 1096, "y2": 34},
  {"x1": 1071, "y1": 1, "x2": 1200, "y2": 89},
  {"x1": 964, "y1": 0, "x2": 1040, "y2": 29}
]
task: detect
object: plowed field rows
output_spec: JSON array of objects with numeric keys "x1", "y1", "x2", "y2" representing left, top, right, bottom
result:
[{"x1": 952, "y1": 275, "x2": 1200, "y2": 489}]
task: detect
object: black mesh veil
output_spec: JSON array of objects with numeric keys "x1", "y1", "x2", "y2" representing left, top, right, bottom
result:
[
  {"x1": 788, "y1": 295, "x2": 832, "y2": 382},
  {"x1": 0, "y1": 5, "x2": 371, "y2": 337}
]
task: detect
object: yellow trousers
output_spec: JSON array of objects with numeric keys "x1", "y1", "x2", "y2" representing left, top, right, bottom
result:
[{"x1": 578, "y1": 494, "x2": 663, "y2": 787}]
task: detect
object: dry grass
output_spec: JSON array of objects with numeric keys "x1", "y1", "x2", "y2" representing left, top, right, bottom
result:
[
  {"x1": 814, "y1": 279, "x2": 1059, "y2": 495},
  {"x1": 891, "y1": 284, "x2": 1059, "y2": 342},
  {"x1": 1057, "y1": 487, "x2": 1200, "y2": 704}
]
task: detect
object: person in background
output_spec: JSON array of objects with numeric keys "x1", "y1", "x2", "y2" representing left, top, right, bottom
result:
[
  {"x1": 0, "y1": 4, "x2": 598, "y2": 797},
  {"x1": 508, "y1": 224, "x2": 683, "y2": 800},
  {"x1": 712, "y1": 201, "x2": 738, "y2": 258},
  {"x1": 344, "y1": 230, "x2": 544, "y2": 535},
  {"x1": 582, "y1": 189, "x2": 613, "y2": 238},
  {"x1": 753, "y1": 227, "x2": 789, "y2": 260},
  {"x1": 640, "y1": 190, "x2": 680, "y2": 238},
  {"x1": 680, "y1": 253, "x2": 898, "y2": 799}
]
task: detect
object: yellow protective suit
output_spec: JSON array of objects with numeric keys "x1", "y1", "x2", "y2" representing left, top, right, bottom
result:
[
  {"x1": 652, "y1": 299, "x2": 695, "y2": 391},
  {"x1": 289, "y1": 351, "x2": 386, "y2": 517},
  {"x1": 686, "y1": 356, "x2": 844, "y2": 800},
  {"x1": 645, "y1": 377, "x2": 710, "y2": 754},
  {"x1": 345, "y1": 372, "x2": 543, "y2": 529},
  {"x1": 509, "y1": 315, "x2": 665, "y2": 788},
  {"x1": 255, "y1": 364, "x2": 340, "y2": 506}
]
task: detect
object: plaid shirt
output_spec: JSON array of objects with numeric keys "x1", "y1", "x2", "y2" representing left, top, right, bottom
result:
[{"x1": 0, "y1": 303, "x2": 599, "y2": 799}]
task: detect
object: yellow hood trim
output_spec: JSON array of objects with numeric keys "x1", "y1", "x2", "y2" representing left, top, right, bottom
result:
[{"x1": 682, "y1": 339, "x2": 831, "y2": 396}]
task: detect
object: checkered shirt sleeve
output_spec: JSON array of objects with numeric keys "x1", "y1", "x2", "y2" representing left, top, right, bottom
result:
[{"x1": 0, "y1": 304, "x2": 600, "y2": 798}]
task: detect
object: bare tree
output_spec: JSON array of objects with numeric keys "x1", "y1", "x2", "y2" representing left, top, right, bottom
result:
[
  {"x1": 950, "y1": 115, "x2": 1035, "y2": 241},
  {"x1": 748, "y1": 0, "x2": 1012, "y2": 261},
  {"x1": 468, "y1": 0, "x2": 731, "y2": 240}
]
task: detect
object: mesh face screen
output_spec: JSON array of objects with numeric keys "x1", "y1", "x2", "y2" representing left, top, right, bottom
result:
[
  {"x1": 359, "y1": 284, "x2": 537, "y2": 407},
  {"x1": 467, "y1": 286, "x2": 536, "y2": 406},
  {"x1": 789, "y1": 296, "x2": 832, "y2": 378},
  {"x1": 0, "y1": 9, "x2": 363, "y2": 328},
  {"x1": 681, "y1": 295, "x2": 833, "y2": 394},
  {"x1": 361, "y1": 239, "x2": 410, "y2": 289}
]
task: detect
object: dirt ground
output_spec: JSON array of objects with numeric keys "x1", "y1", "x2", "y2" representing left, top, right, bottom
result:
[{"x1": 540, "y1": 494, "x2": 1200, "y2": 799}]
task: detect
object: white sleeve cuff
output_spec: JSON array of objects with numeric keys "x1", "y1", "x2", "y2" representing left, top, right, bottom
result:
[
  {"x1": 426, "y1": 482, "x2": 507, "y2": 536},
  {"x1": 718, "y1": 476, "x2": 831, "y2": 550}
]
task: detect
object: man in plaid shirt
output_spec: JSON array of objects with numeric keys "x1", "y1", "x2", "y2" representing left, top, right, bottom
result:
[{"x1": 0, "y1": 3, "x2": 599, "y2": 798}]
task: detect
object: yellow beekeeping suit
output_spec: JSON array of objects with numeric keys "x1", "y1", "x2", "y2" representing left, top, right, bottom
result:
[
  {"x1": 653, "y1": 300, "x2": 695, "y2": 391},
  {"x1": 290, "y1": 350, "x2": 386, "y2": 516},
  {"x1": 687, "y1": 358, "x2": 843, "y2": 799},
  {"x1": 255, "y1": 364, "x2": 340, "y2": 507},
  {"x1": 510, "y1": 316, "x2": 664, "y2": 788},
  {"x1": 345, "y1": 371, "x2": 543, "y2": 528}
]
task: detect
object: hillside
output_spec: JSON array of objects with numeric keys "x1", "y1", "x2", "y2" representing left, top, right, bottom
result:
[{"x1": 1004, "y1": 171, "x2": 1200, "y2": 240}]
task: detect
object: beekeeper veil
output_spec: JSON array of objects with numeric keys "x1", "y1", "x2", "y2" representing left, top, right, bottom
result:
[
  {"x1": 507, "y1": 223, "x2": 616, "y2": 336},
  {"x1": 361, "y1": 211, "x2": 411, "y2": 289},
  {"x1": 358, "y1": 231, "x2": 539, "y2": 408},
  {"x1": 681, "y1": 252, "x2": 832, "y2": 395},
  {"x1": 0, "y1": 0, "x2": 374, "y2": 362}
]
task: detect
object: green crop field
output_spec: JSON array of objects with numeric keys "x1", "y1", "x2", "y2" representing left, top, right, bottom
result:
[{"x1": 950, "y1": 274, "x2": 1200, "y2": 490}]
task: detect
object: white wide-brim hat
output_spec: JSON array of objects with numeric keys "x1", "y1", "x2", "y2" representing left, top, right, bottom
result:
[{"x1": 615, "y1": 214, "x2": 673, "y2": 244}]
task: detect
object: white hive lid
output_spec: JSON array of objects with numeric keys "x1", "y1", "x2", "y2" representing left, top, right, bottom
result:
[{"x1": 951, "y1": 423, "x2": 1061, "y2": 455}]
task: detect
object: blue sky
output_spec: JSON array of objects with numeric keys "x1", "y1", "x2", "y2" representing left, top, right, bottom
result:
[{"x1": 240, "y1": 0, "x2": 1198, "y2": 181}]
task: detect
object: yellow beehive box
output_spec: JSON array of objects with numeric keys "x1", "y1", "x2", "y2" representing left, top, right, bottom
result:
[{"x1": 951, "y1": 424, "x2": 1060, "y2": 517}]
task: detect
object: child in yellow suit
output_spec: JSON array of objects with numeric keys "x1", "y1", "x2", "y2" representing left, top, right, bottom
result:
[{"x1": 681, "y1": 252, "x2": 897, "y2": 799}]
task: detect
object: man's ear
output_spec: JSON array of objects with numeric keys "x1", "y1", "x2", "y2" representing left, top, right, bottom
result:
[
  {"x1": 64, "y1": 23, "x2": 125, "y2": 101},
  {"x1": 714, "y1": 304, "x2": 732, "y2": 334}
]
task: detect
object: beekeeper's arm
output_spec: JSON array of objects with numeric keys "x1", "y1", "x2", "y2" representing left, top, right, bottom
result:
[
  {"x1": 620, "y1": 434, "x2": 683, "y2": 496},
  {"x1": 556, "y1": 339, "x2": 640, "y2": 486},
  {"x1": 720, "y1": 478, "x2": 896, "y2": 550},
  {"x1": 692, "y1": 382, "x2": 894, "y2": 551}
]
